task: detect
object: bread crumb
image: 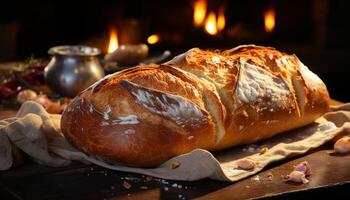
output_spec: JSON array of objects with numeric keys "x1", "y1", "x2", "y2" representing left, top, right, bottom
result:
[
  {"x1": 171, "y1": 161, "x2": 181, "y2": 169},
  {"x1": 123, "y1": 181, "x2": 132, "y2": 189},
  {"x1": 259, "y1": 147, "x2": 268, "y2": 154},
  {"x1": 267, "y1": 172, "x2": 273, "y2": 180}
]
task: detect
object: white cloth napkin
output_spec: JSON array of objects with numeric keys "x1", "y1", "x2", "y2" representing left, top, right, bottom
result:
[{"x1": 1, "y1": 101, "x2": 349, "y2": 181}]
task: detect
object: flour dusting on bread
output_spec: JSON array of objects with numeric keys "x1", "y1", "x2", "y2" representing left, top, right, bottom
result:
[
  {"x1": 235, "y1": 58, "x2": 291, "y2": 108},
  {"x1": 121, "y1": 80, "x2": 207, "y2": 128},
  {"x1": 112, "y1": 115, "x2": 139, "y2": 125},
  {"x1": 299, "y1": 62, "x2": 325, "y2": 87}
]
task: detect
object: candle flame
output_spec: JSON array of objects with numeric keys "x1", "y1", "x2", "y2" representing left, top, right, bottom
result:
[
  {"x1": 217, "y1": 6, "x2": 225, "y2": 32},
  {"x1": 147, "y1": 34, "x2": 160, "y2": 44},
  {"x1": 205, "y1": 12, "x2": 218, "y2": 35},
  {"x1": 264, "y1": 8, "x2": 276, "y2": 33},
  {"x1": 108, "y1": 28, "x2": 119, "y2": 53},
  {"x1": 193, "y1": 0, "x2": 207, "y2": 27}
]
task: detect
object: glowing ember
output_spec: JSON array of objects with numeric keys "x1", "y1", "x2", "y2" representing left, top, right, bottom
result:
[
  {"x1": 217, "y1": 6, "x2": 225, "y2": 32},
  {"x1": 193, "y1": 0, "x2": 207, "y2": 27},
  {"x1": 205, "y1": 12, "x2": 218, "y2": 35},
  {"x1": 147, "y1": 34, "x2": 160, "y2": 44},
  {"x1": 107, "y1": 28, "x2": 119, "y2": 53},
  {"x1": 264, "y1": 8, "x2": 276, "y2": 33}
]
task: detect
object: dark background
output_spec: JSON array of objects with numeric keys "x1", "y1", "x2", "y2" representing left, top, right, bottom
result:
[{"x1": 0, "y1": 0, "x2": 349, "y2": 101}]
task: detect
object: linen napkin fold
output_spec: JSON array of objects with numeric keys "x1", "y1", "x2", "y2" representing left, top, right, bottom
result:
[{"x1": 0, "y1": 101, "x2": 349, "y2": 181}]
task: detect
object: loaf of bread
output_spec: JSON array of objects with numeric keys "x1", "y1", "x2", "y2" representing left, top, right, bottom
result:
[{"x1": 61, "y1": 45, "x2": 330, "y2": 167}]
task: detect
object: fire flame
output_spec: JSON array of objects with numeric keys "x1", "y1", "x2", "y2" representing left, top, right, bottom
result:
[
  {"x1": 193, "y1": 0, "x2": 207, "y2": 27},
  {"x1": 107, "y1": 28, "x2": 119, "y2": 53},
  {"x1": 264, "y1": 8, "x2": 276, "y2": 33},
  {"x1": 217, "y1": 6, "x2": 225, "y2": 32},
  {"x1": 147, "y1": 34, "x2": 160, "y2": 44},
  {"x1": 205, "y1": 12, "x2": 218, "y2": 35}
]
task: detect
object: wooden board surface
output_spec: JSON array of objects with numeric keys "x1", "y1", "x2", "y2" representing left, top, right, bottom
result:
[{"x1": 0, "y1": 99, "x2": 349, "y2": 200}]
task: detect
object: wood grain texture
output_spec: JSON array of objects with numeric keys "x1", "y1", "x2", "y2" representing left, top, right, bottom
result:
[{"x1": 197, "y1": 147, "x2": 350, "y2": 200}]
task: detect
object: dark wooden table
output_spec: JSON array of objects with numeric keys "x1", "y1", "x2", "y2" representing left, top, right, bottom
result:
[{"x1": 1, "y1": 100, "x2": 349, "y2": 200}]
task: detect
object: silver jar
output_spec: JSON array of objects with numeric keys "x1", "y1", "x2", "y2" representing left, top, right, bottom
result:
[{"x1": 44, "y1": 45, "x2": 105, "y2": 97}]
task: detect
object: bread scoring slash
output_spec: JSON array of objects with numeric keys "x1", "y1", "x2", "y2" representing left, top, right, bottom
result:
[{"x1": 61, "y1": 45, "x2": 330, "y2": 167}]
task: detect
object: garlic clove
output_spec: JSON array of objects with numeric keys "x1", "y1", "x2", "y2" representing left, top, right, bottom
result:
[
  {"x1": 287, "y1": 170, "x2": 309, "y2": 184},
  {"x1": 236, "y1": 159, "x2": 256, "y2": 170},
  {"x1": 33, "y1": 95, "x2": 53, "y2": 108},
  {"x1": 334, "y1": 136, "x2": 350, "y2": 154},
  {"x1": 46, "y1": 102, "x2": 62, "y2": 114},
  {"x1": 171, "y1": 161, "x2": 181, "y2": 169},
  {"x1": 17, "y1": 89, "x2": 37, "y2": 103},
  {"x1": 259, "y1": 147, "x2": 269, "y2": 154},
  {"x1": 294, "y1": 161, "x2": 312, "y2": 176}
]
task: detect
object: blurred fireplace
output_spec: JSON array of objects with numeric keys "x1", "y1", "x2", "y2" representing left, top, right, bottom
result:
[
  {"x1": 82, "y1": 0, "x2": 333, "y2": 52},
  {"x1": 0, "y1": 0, "x2": 348, "y2": 56},
  {"x1": 0, "y1": 0, "x2": 349, "y2": 101}
]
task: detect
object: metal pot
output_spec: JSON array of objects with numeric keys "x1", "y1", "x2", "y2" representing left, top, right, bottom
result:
[{"x1": 44, "y1": 45, "x2": 105, "y2": 97}]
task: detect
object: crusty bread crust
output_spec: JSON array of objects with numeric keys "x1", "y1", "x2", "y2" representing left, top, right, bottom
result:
[{"x1": 61, "y1": 45, "x2": 330, "y2": 167}]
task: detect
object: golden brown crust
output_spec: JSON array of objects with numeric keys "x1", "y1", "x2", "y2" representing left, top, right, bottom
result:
[
  {"x1": 61, "y1": 45, "x2": 330, "y2": 167},
  {"x1": 61, "y1": 65, "x2": 216, "y2": 167},
  {"x1": 167, "y1": 45, "x2": 329, "y2": 150}
]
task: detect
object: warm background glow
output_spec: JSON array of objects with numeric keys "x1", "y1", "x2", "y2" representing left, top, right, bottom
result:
[
  {"x1": 147, "y1": 34, "x2": 160, "y2": 44},
  {"x1": 193, "y1": 0, "x2": 207, "y2": 27},
  {"x1": 264, "y1": 8, "x2": 276, "y2": 33},
  {"x1": 217, "y1": 6, "x2": 225, "y2": 32},
  {"x1": 107, "y1": 28, "x2": 119, "y2": 53},
  {"x1": 205, "y1": 12, "x2": 218, "y2": 35},
  {"x1": 193, "y1": 0, "x2": 225, "y2": 36}
]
